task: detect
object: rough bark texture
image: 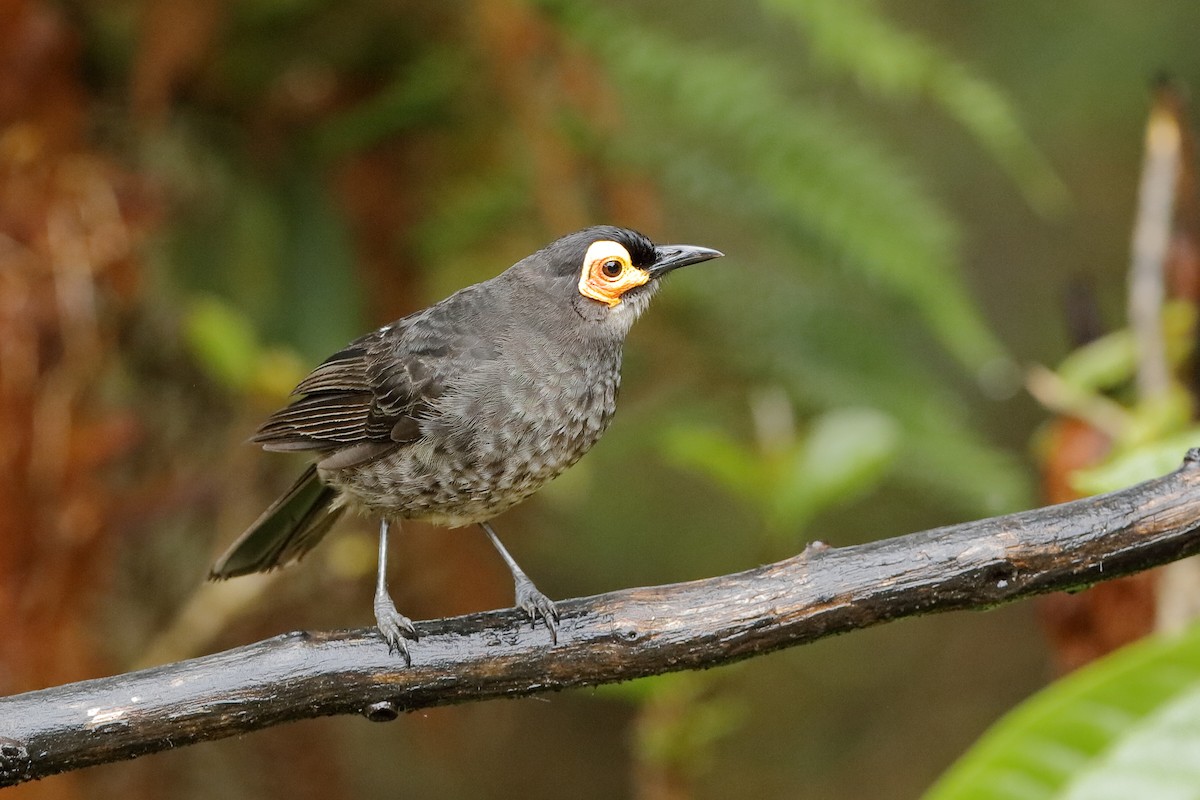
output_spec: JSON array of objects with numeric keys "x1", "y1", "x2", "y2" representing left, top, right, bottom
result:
[{"x1": 6, "y1": 450, "x2": 1200, "y2": 787}]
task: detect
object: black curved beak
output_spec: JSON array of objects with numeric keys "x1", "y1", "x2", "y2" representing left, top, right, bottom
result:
[{"x1": 649, "y1": 244, "x2": 724, "y2": 278}]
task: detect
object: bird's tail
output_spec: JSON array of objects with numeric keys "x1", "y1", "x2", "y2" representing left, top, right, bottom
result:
[{"x1": 209, "y1": 465, "x2": 345, "y2": 579}]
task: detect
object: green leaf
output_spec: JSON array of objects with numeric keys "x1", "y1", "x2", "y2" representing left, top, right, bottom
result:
[
  {"x1": 1054, "y1": 301, "x2": 1196, "y2": 393},
  {"x1": 924, "y1": 623, "x2": 1200, "y2": 800},
  {"x1": 1055, "y1": 328, "x2": 1139, "y2": 393},
  {"x1": 659, "y1": 423, "x2": 769, "y2": 505},
  {"x1": 1062, "y1": 684, "x2": 1200, "y2": 799},
  {"x1": 1071, "y1": 429, "x2": 1200, "y2": 495},
  {"x1": 184, "y1": 295, "x2": 261, "y2": 391},
  {"x1": 1063, "y1": 683, "x2": 1200, "y2": 799},
  {"x1": 699, "y1": 260, "x2": 1031, "y2": 516},
  {"x1": 770, "y1": 407, "x2": 900, "y2": 530}
]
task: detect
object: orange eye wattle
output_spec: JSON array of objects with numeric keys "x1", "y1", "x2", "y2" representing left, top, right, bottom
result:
[{"x1": 577, "y1": 240, "x2": 649, "y2": 307}]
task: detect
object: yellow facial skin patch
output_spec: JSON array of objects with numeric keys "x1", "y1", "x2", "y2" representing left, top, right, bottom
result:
[{"x1": 577, "y1": 240, "x2": 651, "y2": 307}]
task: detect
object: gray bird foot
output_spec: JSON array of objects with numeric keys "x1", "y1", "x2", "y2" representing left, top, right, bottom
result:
[
  {"x1": 374, "y1": 595, "x2": 418, "y2": 666},
  {"x1": 515, "y1": 577, "x2": 560, "y2": 644}
]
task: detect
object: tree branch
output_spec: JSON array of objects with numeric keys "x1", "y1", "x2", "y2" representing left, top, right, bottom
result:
[{"x1": 6, "y1": 450, "x2": 1200, "y2": 787}]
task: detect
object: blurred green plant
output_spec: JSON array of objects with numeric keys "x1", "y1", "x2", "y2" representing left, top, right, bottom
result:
[
  {"x1": 115, "y1": 0, "x2": 1048, "y2": 531},
  {"x1": 530, "y1": 3, "x2": 1054, "y2": 794},
  {"x1": 537, "y1": 0, "x2": 1047, "y2": 520},
  {"x1": 925, "y1": 621, "x2": 1200, "y2": 800},
  {"x1": 184, "y1": 294, "x2": 306, "y2": 397},
  {"x1": 598, "y1": 671, "x2": 746, "y2": 789},
  {"x1": 1072, "y1": 429, "x2": 1200, "y2": 495},
  {"x1": 82, "y1": 1, "x2": 1066, "y2": 796},
  {"x1": 548, "y1": 0, "x2": 1011, "y2": 372},
  {"x1": 929, "y1": 76, "x2": 1200, "y2": 800},
  {"x1": 662, "y1": 405, "x2": 901, "y2": 540},
  {"x1": 310, "y1": 51, "x2": 462, "y2": 161},
  {"x1": 762, "y1": 0, "x2": 1069, "y2": 216},
  {"x1": 1029, "y1": 300, "x2": 1199, "y2": 495}
]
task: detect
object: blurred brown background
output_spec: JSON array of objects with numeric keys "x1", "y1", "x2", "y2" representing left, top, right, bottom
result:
[{"x1": 3, "y1": 1, "x2": 1198, "y2": 798}]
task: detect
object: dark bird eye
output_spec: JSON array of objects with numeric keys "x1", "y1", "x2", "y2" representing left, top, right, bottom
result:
[{"x1": 601, "y1": 258, "x2": 623, "y2": 278}]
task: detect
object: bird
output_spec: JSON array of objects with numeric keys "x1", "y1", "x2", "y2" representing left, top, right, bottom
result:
[{"x1": 209, "y1": 225, "x2": 723, "y2": 663}]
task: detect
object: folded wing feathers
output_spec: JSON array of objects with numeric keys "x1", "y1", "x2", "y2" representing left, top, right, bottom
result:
[
  {"x1": 254, "y1": 321, "x2": 456, "y2": 454},
  {"x1": 292, "y1": 348, "x2": 370, "y2": 395},
  {"x1": 254, "y1": 393, "x2": 372, "y2": 446}
]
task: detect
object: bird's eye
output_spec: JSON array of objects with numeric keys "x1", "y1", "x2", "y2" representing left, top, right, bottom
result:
[{"x1": 578, "y1": 240, "x2": 645, "y2": 307}]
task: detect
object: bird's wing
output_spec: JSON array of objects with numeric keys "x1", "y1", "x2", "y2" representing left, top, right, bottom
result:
[{"x1": 251, "y1": 290, "x2": 497, "y2": 467}]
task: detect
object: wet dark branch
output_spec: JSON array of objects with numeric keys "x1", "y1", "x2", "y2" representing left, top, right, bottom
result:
[{"x1": 7, "y1": 451, "x2": 1200, "y2": 787}]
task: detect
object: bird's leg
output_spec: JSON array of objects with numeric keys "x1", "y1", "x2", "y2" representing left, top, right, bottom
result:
[
  {"x1": 374, "y1": 519, "x2": 418, "y2": 664},
  {"x1": 479, "y1": 520, "x2": 560, "y2": 642}
]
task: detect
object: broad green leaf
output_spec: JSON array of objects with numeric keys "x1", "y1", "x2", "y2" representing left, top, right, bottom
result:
[
  {"x1": 798, "y1": 407, "x2": 901, "y2": 494},
  {"x1": 924, "y1": 623, "x2": 1200, "y2": 800},
  {"x1": 1062, "y1": 684, "x2": 1200, "y2": 800},
  {"x1": 183, "y1": 296, "x2": 307, "y2": 397},
  {"x1": 1122, "y1": 389, "x2": 1196, "y2": 446},
  {"x1": 251, "y1": 347, "x2": 308, "y2": 399}
]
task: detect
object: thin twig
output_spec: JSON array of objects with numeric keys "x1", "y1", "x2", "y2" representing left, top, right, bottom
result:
[{"x1": 1129, "y1": 86, "x2": 1182, "y2": 400}]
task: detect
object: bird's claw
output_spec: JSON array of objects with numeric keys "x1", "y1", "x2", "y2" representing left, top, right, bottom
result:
[
  {"x1": 374, "y1": 597, "x2": 418, "y2": 666},
  {"x1": 515, "y1": 578, "x2": 560, "y2": 644}
]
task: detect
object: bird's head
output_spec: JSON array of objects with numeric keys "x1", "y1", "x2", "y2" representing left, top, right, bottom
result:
[{"x1": 518, "y1": 226, "x2": 723, "y2": 333}]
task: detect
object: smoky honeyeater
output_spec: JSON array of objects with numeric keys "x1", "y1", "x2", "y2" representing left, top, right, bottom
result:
[{"x1": 210, "y1": 226, "x2": 723, "y2": 664}]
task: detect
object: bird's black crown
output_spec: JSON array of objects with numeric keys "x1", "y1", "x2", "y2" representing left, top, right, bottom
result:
[{"x1": 539, "y1": 226, "x2": 657, "y2": 276}]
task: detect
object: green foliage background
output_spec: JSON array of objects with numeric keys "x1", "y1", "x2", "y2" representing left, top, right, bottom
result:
[{"x1": 40, "y1": 0, "x2": 1200, "y2": 798}]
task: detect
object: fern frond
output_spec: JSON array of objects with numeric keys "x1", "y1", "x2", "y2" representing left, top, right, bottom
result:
[
  {"x1": 763, "y1": 0, "x2": 1069, "y2": 215},
  {"x1": 543, "y1": 0, "x2": 1008, "y2": 372}
]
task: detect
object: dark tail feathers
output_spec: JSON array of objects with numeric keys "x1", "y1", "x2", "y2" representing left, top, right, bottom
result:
[{"x1": 210, "y1": 465, "x2": 345, "y2": 579}]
